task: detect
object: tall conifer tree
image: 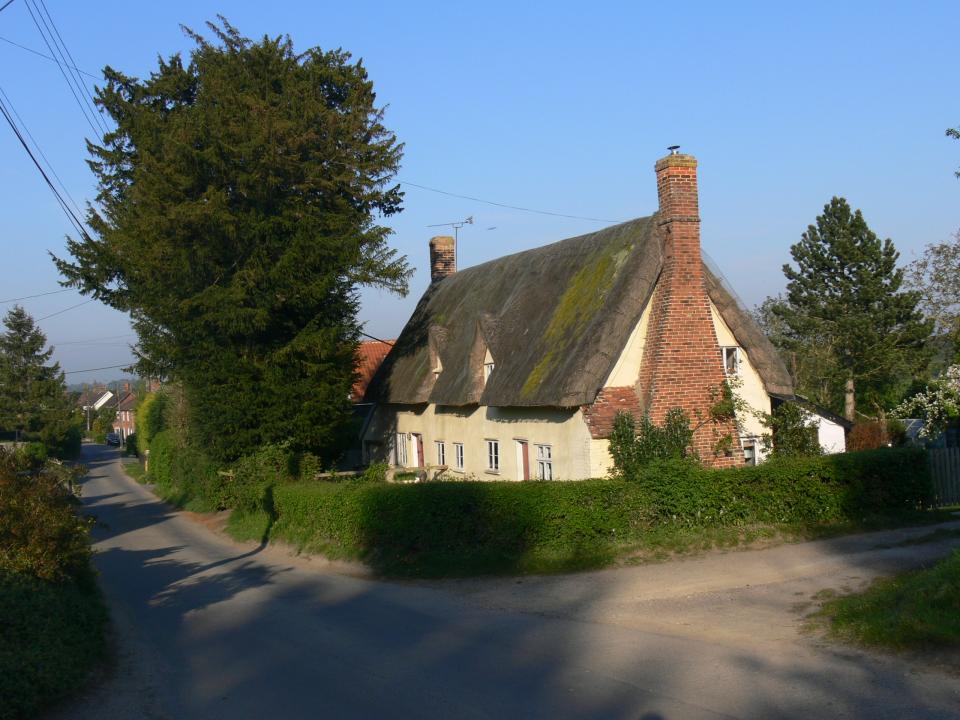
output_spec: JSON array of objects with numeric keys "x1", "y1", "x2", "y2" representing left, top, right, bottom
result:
[
  {"x1": 773, "y1": 198, "x2": 931, "y2": 420},
  {"x1": 54, "y1": 19, "x2": 410, "y2": 461}
]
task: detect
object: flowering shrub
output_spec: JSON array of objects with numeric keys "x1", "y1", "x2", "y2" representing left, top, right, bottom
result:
[{"x1": 894, "y1": 365, "x2": 960, "y2": 438}]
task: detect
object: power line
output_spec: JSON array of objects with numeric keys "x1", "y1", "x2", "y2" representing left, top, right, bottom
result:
[
  {"x1": 0, "y1": 35, "x2": 97, "y2": 78},
  {"x1": 0, "y1": 84, "x2": 85, "y2": 218},
  {"x1": 0, "y1": 288, "x2": 71, "y2": 303},
  {"x1": 0, "y1": 1, "x2": 16, "y2": 14},
  {"x1": 0, "y1": 91, "x2": 88, "y2": 237},
  {"x1": 35, "y1": 0, "x2": 108, "y2": 137},
  {"x1": 399, "y1": 180, "x2": 625, "y2": 224},
  {"x1": 36, "y1": 298, "x2": 94, "y2": 320},
  {"x1": 52, "y1": 332, "x2": 136, "y2": 345},
  {"x1": 63, "y1": 362, "x2": 132, "y2": 375},
  {"x1": 23, "y1": 0, "x2": 102, "y2": 141},
  {"x1": 359, "y1": 331, "x2": 394, "y2": 346}
]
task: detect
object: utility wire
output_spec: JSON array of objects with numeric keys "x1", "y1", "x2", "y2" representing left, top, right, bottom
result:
[
  {"x1": 0, "y1": 1, "x2": 16, "y2": 14},
  {"x1": 399, "y1": 180, "x2": 625, "y2": 224},
  {"x1": 359, "y1": 331, "x2": 394, "y2": 346},
  {"x1": 35, "y1": 0, "x2": 107, "y2": 136},
  {"x1": 0, "y1": 85, "x2": 84, "y2": 218},
  {"x1": 36, "y1": 298, "x2": 93, "y2": 320},
  {"x1": 0, "y1": 35, "x2": 97, "y2": 78},
  {"x1": 0, "y1": 92, "x2": 87, "y2": 237},
  {"x1": 0, "y1": 288, "x2": 71, "y2": 303},
  {"x1": 63, "y1": 362, "x2": 132, "y2": 375},
  {"x1": 23, "y1": 0, "x2": 102, "y2": 141},
  {"x1": 52, "y1": 332, "x2": 136, "y2": 345}
]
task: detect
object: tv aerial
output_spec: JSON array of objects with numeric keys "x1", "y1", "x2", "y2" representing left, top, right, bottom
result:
[{"x1": 427, "y1": 215, "x2": 474, "y2": 243}]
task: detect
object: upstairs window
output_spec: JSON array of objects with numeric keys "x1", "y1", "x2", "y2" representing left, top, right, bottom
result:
[
  {"x1": 721, "y1": 346, "x2": 740, "y2": 376},
  {"x1": 486, "y1": 439, "x2": 500, "y2": 472}
]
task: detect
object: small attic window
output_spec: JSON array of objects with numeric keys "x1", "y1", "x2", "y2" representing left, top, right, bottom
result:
[
  {"x1": 721, "y1": 346, "x2": 740, "y2": 376},
  {"x1": 433, "y1": 356, "x2": 443, "y2": 375},
  {"x1": 483, "y1": 348, "x2": 495, "y2": 382}
]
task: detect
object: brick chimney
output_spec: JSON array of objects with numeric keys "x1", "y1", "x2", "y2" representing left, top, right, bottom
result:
[
  {"x1": 429, "y1": 235, "x2": 456, "y2": 283},
  {"x1": 636, "y1": 150, "x2": 742, "y2": 466}
]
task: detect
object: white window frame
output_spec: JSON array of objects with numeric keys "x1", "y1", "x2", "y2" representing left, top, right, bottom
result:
[
  {"x1": 453, "y1": 442, "x2": 464, "y2": 470},
  {"x1": 535, "y1": 444, "x2": 553, "y2": 480},
  {"x1": 721, "y1": 346, "x2": 740, "y2": 376},
  {"x1": 436, "y1": 440, "x2": 446, "y2": 466},
  {"x1": 395, "y1": 432, "x2": 408, "y2": 467},
  {"x1": 486, "y1": 439, "x2": 500, "y2": 473},
  {"x1": 484, "y1": 362, "x2": 495, "y2": 381}
]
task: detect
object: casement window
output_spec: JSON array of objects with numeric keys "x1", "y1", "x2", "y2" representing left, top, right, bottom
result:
[
  {"x1": 486, "y1": 439, "x2": 500, "y2": 472},
  {"x1": 484, "y1": 362, "x2": 495, "y2": 381},
  {"x1": 721, "y1": 346, "x2": 740, "y2": 376},
  {"x1": 453, "y1": 442, "x2": 464, "y2": 470},
  {"x1": 535, "y1": 444, "x2": 553, "y2": 480},
  {"x1": 742, "y1": 438, "x2": 757, "y2": 466},
  {"x1": 395, "y1": 433, "x2": 408, "y2": 467},
  {"x1": 436, "y1": 440, "x2": 446, "y2": 466}
]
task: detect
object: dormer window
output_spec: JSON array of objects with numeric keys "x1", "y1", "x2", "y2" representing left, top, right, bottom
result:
[
  {"x1": 433, "y1": 357, "x2": 443, "y2": 376},
  {"x1": 721, "y1": 346, "x2": 740, "y2": 376},
  {"x1": 483, "y1": 348, "x2": 495, "y2": 382}
]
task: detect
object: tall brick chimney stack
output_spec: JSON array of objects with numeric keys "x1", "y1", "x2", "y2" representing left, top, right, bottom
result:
[
  {"x1": 429, "y1": 235, "x2": 456, "y2": 284},
  {"x1": 637, "y1": 149, "x2": 742, "y2": 466}
]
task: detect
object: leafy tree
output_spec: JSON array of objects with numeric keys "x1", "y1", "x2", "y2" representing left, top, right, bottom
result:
[
  {"x1": 772, "y1": 197, "x2": 931, "y2": 420},
  {"x1": 762, "y1": 402, "x2": 822, "y2": 458},
  {"x1": 53, "y1": 19, "x2": 410, "y2": 461},
  {"x1": 0, "y1": 306, "x2": 79, "y2": 456},
  {"x1": 908, "y1": 231, "x2": 960, "y2": 364},
  {"x1": 894, "y1": 365, "x2": 960, "y2": 439},
  {"x1": 949, "y1": 124, "x2": 959, "y2": 178}
]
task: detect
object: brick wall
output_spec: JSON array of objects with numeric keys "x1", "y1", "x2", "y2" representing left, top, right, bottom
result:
[
  {"x1": 582, "y1": 386, "x2": 641, "y2": 439},
  {"x1": 429, "y1": 235, "x2": 456, "y2": 283},
  {"x1": 633, "y1": 153, "x2": 742, "y2": 467}
]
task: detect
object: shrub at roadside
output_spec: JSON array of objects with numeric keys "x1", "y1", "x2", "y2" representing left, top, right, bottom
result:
[
  {"x1": 0, "y1": 449, "x2": 106, "y2": 720},
  {"x1": 227, "y1": 447, "x2": 934, "y2": 577}
]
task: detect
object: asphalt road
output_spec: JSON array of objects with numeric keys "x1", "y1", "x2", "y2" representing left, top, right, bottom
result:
[{"x1": 54, "y1": 444, "x2": 960, "y2": 719}]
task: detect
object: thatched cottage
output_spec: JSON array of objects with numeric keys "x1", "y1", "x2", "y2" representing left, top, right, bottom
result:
[{"x1": 362, "y1": 151, "x2": 802, "y2": 479}]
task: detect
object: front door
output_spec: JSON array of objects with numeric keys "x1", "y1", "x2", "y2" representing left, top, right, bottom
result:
[
  {"x1": 412, "y1": 433, "x2": 425, "y2": 468},
  {"x1": 516, "y1": 440, "x2": 530, "y2": 481}
]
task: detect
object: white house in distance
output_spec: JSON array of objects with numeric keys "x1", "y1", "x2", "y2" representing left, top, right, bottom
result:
[{"x1": 362, "y1": 150, "x2": 845, "y2": 480}]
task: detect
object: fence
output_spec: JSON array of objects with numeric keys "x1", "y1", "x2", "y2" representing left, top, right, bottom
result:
[{"x1": 929, "y1": 448, "x2": 960, "y2": 507}]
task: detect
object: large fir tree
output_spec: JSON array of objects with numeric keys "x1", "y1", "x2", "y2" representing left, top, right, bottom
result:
[
  {"x1": 773, "y1": 197, "x2": 931, "y2": 420},
  {"x1": 53, "y1": 19, "x2": 410, "y2": 461},
  {"x1": 0, "y1": 306, "x2": 78, "y2": 454}
]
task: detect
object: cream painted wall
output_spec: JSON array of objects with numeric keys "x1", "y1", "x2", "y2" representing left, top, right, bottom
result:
[{"x1": 366, "y1": 403, "x2": 597, "y2": 480}]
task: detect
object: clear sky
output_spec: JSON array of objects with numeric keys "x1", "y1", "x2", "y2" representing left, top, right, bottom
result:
[{"x1": 0, "y1": 1, "x2": 957, "y2": 383}]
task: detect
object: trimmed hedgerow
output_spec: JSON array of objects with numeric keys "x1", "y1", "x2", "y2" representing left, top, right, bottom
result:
[{"x1": 226, "y1": 447, "x2": 933, "y2": 577}]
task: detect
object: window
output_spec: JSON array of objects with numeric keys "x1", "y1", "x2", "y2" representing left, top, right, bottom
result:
[
  {"x1": 742, "y1": 438, "x2": 757, "y2": 466},
  {"x1": 436, "y1": 440, "x2": 446, "y2": 466},
  {"x1": 484, "y1": 362, "x2": 495, "y2": 381},
  {"x1": 453, "y1": 442, "x2": 464, "y2": 470},
  {"x1": 486, "y1": 440, "x2": 500, "y2": 472},
  {"x1": 721, "y1": 346, "x2": 740, "y2": 376},
  {"x1": 535, "y1": 444, "x2": 553, "y2": 480},
  {"x1": 395, "y1": 433, "x2": 408, "y2": 467}
]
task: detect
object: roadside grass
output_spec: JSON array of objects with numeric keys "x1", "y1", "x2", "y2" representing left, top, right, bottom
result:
[
  {"x1": 813, "y1": 550, "x2": 960, "y2": 651},
  {"x1": 122, "y1": 461, "x2": 146, "y2": 483}
]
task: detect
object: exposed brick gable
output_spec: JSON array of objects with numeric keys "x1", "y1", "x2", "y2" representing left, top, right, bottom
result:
[
  {"x1": 582, "y1": 386, "x2": 641, "y2": 439},
  {"x1": 591, "y1": 153, "x2": 742, "y2": 467}
]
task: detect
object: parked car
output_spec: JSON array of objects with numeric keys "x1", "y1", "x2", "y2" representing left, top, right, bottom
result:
[{"x1": 105, "y1": 432, "x2": 121, "y2": 446}]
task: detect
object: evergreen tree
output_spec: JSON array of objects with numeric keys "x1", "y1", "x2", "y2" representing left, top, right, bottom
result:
[
  {"x1": 773, "y1": 197, "x2": 931, "y2": 420},
  {"x1": 53, "y1": 19, "x2": 410, "y2": 461},
  {"x1": 0, "y1": 306, "x2": 79, "y2": 455}
]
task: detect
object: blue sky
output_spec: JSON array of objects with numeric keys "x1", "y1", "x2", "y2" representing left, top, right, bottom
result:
[{"x1": 0, "y1": 1, "x2": 957, "y2": 382}]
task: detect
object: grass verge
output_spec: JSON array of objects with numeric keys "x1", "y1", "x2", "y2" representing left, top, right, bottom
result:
[
  {"x1": 814, "y1": 550, "x2": 960, "y2": 651},
  {"x1": 0, "y1": 569, "x2": 107, "y2": 720}
]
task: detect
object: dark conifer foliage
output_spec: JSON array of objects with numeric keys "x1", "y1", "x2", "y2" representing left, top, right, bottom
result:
[
  {"x1": 773, "y1": 197, "x2": 931, "y2": 420},
  {"x1": 54, "y1": 19, "x2": 410, "y2": 461}
]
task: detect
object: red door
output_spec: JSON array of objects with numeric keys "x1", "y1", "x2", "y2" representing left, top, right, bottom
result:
[
  {"x1": 518, "y1": 440, "x2": 530, "y2": 480},
  {"x1": 414, "y1": 434, "x2": 425, "y2": 468}
]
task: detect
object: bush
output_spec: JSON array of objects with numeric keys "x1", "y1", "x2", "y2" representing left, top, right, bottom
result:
[
  {"x1": 147, "y1": 430, "x2": 223, "y2": 511},
  {"x1": 768, "y1": 402, "x2": 822, "y2": 457},
  {"x1": 227, "y1": 446, "x2": 933, "y2": 577},
  {"x1": 609, "y1": 409, "x2": 693, "y2": 477},
  {"x1": 125, "y1": 432, "x2": 138, "y2": 456},
  {"x1": 135, "y1": 390, "x2": 168, "y2": 455}
]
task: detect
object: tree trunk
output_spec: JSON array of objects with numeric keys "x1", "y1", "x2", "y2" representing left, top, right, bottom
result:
[{"x1": 844, "y1": 377, "x2": 855, "y2": 422}]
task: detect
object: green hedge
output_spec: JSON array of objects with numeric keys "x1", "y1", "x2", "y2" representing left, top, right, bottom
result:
[
  {"x1": 148, "y1": 429, "x2": 223, "y2": 511},
  {"x1": 227, "y1": 447, "x2": 933, "y2": 577}
]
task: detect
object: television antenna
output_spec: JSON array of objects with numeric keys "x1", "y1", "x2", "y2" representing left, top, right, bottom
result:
[{"x1": 427, "y1": 215, "x2": 474, "y2": 243}]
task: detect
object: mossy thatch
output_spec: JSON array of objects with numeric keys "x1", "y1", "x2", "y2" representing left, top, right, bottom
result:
[{"x1": 366, "y1": 215, "x2": 792, "y2": 408}]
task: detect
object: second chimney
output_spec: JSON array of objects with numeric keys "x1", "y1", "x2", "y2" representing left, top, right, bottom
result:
[{"x1": 429, "y1": 235, "x2": 456, "y2": 283}]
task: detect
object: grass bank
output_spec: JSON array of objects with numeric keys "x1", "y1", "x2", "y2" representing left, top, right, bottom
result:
[{"x1": 815, "y1": 549, "x2": 960, "y2": 651}]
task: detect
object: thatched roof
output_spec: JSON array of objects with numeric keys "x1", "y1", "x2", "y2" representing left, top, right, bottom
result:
[{"x1": 366, "y1": 215, "x2": 792, "y2": 408}]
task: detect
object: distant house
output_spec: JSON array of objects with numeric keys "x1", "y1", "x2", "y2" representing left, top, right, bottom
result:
[
  {"x1": 362, "y1": 150, "x2": 813, "y2": 480},
  {"x1": 351, "y1": 340, "x2": 394, "y2": 403},
  {"x1": 770, "y1": 393, "x2": 850, "y2": 454},
  {"x1": 113, "y1": 389, "x2": 137, "y2": 442}
]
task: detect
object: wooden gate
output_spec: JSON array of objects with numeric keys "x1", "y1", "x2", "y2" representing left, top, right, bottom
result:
[{"x1": 929, "y1": 448, "x2": 960, "y2": 506}]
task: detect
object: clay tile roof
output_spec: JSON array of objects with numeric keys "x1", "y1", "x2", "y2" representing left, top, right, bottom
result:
[
  {"x1": 366, "y1": 216, "x2": 793, "y2": 408},
  {"x1": 353, "y1": 340, "x2": 394, "y2": 401}
]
